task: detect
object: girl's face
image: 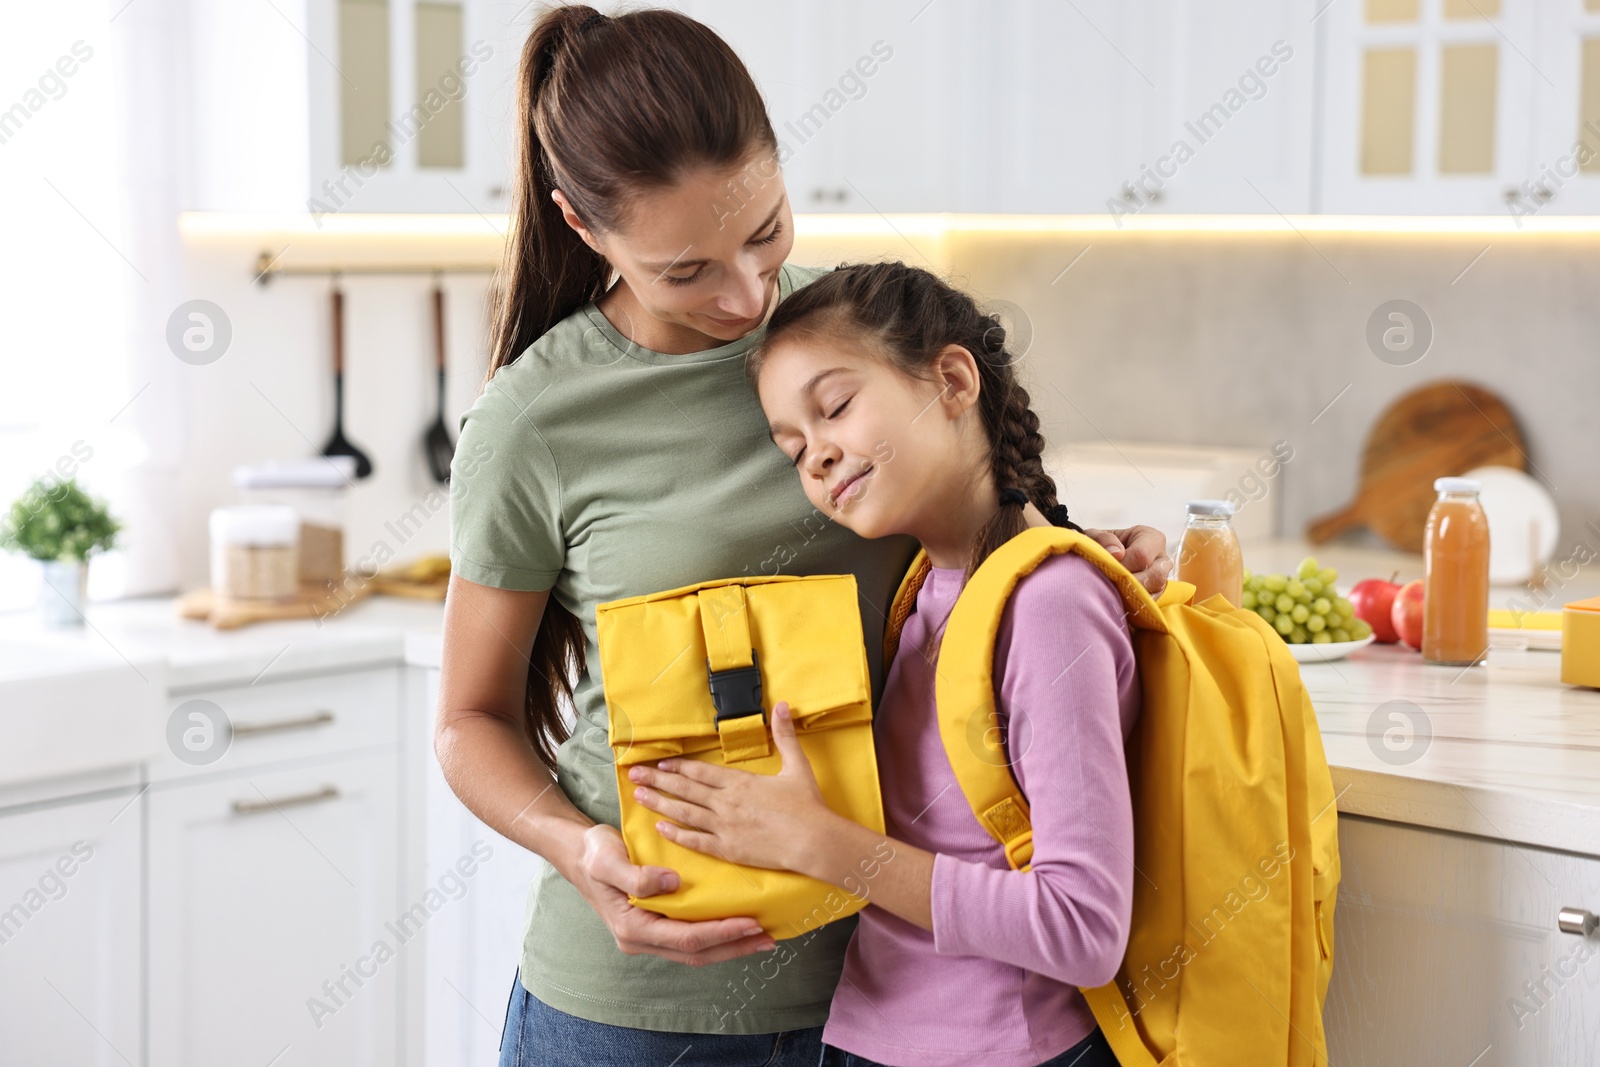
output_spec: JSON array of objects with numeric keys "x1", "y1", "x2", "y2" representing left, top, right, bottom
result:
[
  {"x1": 757, "y1": 330, "x2": 987, "y2": 542},
  {"x1": 555, "y1": 149, "x2": 794, "y2": 349}
]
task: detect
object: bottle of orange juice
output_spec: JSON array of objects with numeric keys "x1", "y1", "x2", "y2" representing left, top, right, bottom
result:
[
  {"x1": 1176, "y1": 500, "x2": 1243, "y2": 608},
  {"x1": 1423, "y1": 477, "x2": 1490, "y2": 666}
]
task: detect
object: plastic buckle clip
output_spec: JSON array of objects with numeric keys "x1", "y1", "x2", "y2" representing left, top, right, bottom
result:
[{"x1": 707, "y1": 650, "x2": 763, "y2": 724}]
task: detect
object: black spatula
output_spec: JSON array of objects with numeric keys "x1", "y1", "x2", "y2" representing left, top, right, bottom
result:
[
  {"x1": 322, "y1": 286, "x2": 374, "y2": 479},
  {"x1": 424, "y1": 284, "x2": 455, "y2": 484}
]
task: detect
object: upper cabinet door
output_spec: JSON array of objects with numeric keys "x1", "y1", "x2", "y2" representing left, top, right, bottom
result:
[
  {"x1": 695, "y1": 0, "x2": 973, "y2": 214},
  {"x1": 1146, "y1": 0, "x2": 1318, "y2": 215},
  {"x1": 1319, "y1": 0, "x2": 1539, "y2": 213},
  {"x1": 1526, "y1": 1, "x2": 1600, "y2": 216},
  {"x1": 985, "y1": 0, "x2": 1177, "y2": 215}
]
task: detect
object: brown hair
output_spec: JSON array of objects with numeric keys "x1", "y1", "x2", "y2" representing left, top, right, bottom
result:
[
  {"x1": 750, "y1": 261, "x2": 1076, "y2": 582},
  {"x1": 490, "y1": 5, "x2": 778, "y2": 767}
]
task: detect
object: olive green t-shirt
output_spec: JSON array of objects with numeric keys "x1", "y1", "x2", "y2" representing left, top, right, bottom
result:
[{"x1": 449, "y1": 262, "x2": 920, "y2": 1035}]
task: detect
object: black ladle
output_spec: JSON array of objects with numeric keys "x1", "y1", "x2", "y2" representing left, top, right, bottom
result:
[
  {"x1": 424, "y1": 283, "x2": 455, "y2": 483},
  {"x1": 322, "y1": 286, "x2": 374, "y2": 479}
]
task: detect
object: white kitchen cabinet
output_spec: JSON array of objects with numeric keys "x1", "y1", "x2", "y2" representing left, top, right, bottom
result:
[
  {"x1": 147, "y1": 752, "x2": 402, "y2": 1067},
  {"x1": 1326, "y1": 814, "x2": 1600, "y2": 1064},
  {"x1": 400, "y1": 664, "x2": 544, "y2": 1067},
  {"x1": 0, "y1": 789, "x2": 142, "y2": 1067},
  {"x1": 1526, "y1": 1, "x2": 1600, "y2": 217},
  {"x1": 188, "y1": 0, "x2": 523, "y2": 214},
  {"x1": 1318, "y1": 0, "x2": 1541, "y2": 214}
]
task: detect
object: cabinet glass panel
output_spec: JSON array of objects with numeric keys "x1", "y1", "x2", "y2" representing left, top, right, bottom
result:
[
  {"x1": 1443, "y1": 0, "x2": 1500, "y2": 17},
  {"x1": 415, "y1": 2, "x2": 465, "y2": 168},
  {"x1": 1584, "y1": 38, "x2": 1600, "y2": 173},
  {"x1": 1362, "y1": 48, "x2": 1417, "y2": 173},
  {"x1": 1438, "y1": 43, "x2": 1497, "y2": 173},
  {"x1": 339, "y1": 0, "x2": 391, "y2": 167},
  {"x1": 1365, "y1": 0, "x2": 1419, "y2": 23}
]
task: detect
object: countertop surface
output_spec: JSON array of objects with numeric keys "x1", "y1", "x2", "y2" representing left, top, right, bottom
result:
[
  {"x1": 5, "y1": 539, "x2": 1597, "y2": 854},
  {"x1": 0, "y1": 594, "x2": 446, "y2": 692}
]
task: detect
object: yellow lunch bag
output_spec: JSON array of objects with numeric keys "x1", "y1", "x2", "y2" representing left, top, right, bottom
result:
[
  {"x1": 595, "y1": 572, "x2": 885, "y2": 937},
  {"x1": 885, "y1": 527, "x2": 1340, "y2": 1067}
]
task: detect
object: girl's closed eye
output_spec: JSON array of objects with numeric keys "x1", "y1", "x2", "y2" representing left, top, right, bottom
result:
[{"x1": 789, "y1": 397, "x2": 852, "y2": 467}]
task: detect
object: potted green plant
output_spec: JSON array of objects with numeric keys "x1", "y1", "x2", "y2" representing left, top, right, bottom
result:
[{"x1": 1, "y1": 477, "x2": 121, "y2": 626}]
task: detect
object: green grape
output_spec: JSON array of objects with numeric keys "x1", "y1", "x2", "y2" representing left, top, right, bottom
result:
[
  {"x1": 1306, "y1": 614, "x2": 1327, "y2": 633},
  {"x1": 1316, "y1": 567, "x2": 1338, "y2": 587},
  {"x1": 1350, "y1": 618, "x2": 1373, "y2": 639},
  {"x1": 1257, "y1": 605, "x2": 1277, "y2": 623},
  {"x1": 1297, "y1": 558, "x2": 1319, "y2": 580},
  {"x1": 1311, "y1": 631, "x2": 1333, "y2": 644},
  {"x1": 1313, "y1": 597, "x2": 1333, "y2": 616},
  {"x1": 1275, "y1": 593, "x2": 1295, "y2": 614},
  {"x1": 1302, "y1": 577, "x2": 1324, "y2": 597},
  {"x1": 1274, "y1": 613, "x2": 1294, "y2": 635},
  {"x1": 1285, "y1": 579, "x2": 1306, "y2": 599},
  {"x1": 1331, "y1": 627, "x2": 1352, "y2": 643},
  {"x1": 1291, "y1": 604, "x2": 1310, "y2": 624},
  {"x1": 1262, "y1": 574, "x2": 1287, "y2": 593},
  {"x1": 1289, "y1": 625, "x2": 1309, "y2": 644},
  {"x1": 1242, "y1": 568, "x2": 1253, "y2": 582},
  {"x1": 1335, "y1": 598, "x2": 1355, "y2": 619},
  {"x1": 1241, "y1": 590, "x2": 1257, "y2": 610}
]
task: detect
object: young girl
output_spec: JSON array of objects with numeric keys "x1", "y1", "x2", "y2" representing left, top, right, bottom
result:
[{"x1": 627, "y1": 262, "x2": 1140, "y2": 1067}]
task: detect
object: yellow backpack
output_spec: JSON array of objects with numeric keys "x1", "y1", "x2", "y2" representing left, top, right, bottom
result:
[{"x1": 884, "y1": 527, "x2": 1340, "y2": 1067}]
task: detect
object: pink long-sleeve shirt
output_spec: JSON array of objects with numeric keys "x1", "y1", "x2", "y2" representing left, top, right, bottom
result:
[{"x1": 822, "y1": 553, "x2": 1141, "y2": 1067}]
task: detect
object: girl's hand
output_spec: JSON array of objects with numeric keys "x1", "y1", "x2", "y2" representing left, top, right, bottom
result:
[{"x1": 627, "y1": 701, "x2": 836, "y2": 873}]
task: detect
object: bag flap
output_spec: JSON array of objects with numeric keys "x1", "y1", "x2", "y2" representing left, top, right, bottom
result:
[{"x1": 597, "y1": 573, "x2": 871, "y2": 765}]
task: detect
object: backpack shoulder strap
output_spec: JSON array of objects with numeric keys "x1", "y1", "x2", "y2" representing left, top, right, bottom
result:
[
  {"x1": 883, "y1": 549, "x2": 932, "y2": 667},
  {"x1": 934, "y1": 527, "x2": 1166, "y2": 871}
]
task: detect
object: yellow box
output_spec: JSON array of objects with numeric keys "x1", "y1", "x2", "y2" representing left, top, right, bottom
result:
[{"x1": 1562, "y1": 597, "x2": 1600, "y2": 688}]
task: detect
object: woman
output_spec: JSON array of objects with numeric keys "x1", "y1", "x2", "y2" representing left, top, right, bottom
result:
[{"x1": 436, "y1": 7, "x2": 1171, "y2": 1066}]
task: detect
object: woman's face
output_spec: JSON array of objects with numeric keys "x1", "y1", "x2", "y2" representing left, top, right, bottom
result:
[
  {"x1": 757, "y1": 331, "x2": 985, "y2": 542},
  {"x1": 559, "y1": 149, "x2": 794, "y2": 348}
]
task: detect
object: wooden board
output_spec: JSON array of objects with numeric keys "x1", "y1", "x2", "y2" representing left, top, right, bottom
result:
[
  {"x1": 1307, "y1": 381, "x2": 1526, "y2": 553},
  {"x1": 175, "y1": 576, "x2": 373, "y2": 630}
]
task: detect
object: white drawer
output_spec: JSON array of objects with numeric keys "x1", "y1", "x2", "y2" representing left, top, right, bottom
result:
[{"x1": 151, "y1": 667, "x2": 401, "y2": 782}]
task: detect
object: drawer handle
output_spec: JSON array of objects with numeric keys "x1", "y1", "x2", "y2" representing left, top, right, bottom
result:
[
  {"x1": 232, "y1": 710, "x2": 335, "y2": 737},
  {"x1": 1558, "y1": 908, "x2": 1597, "y2": 937},
  {"x1": 231, "y1": 785, "x2": 340, "y2": 816}
]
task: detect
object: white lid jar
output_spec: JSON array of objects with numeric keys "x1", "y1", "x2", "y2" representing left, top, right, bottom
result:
[{"x1": 209, "y1": 505, "x2": 299, "y2": 602}]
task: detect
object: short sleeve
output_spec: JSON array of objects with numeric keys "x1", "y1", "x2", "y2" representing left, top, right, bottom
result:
[{"x1": 448, "y1": 384, "x2": 565, "y2": 591}]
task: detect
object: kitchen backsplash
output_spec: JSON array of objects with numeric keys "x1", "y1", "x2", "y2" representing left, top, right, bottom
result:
[{"x1": 167, "y1": 225, "x2": 1600, "y2": 592}]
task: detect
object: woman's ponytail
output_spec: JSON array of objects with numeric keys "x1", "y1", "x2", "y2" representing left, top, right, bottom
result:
[{"x1": 487, "y1": 5, "x2": 611, "y2": 381}]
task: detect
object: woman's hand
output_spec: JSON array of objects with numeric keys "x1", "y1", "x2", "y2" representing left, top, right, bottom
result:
[
  {"x1": 1082, "y1": 524, "x2": 1172, "y2": 596},
  {"x1": 567, "y1": 823, "x2": 778, "y2": 965},
  {"x1": 628, "y1": 702, "x2": 837, "y2": 873}
]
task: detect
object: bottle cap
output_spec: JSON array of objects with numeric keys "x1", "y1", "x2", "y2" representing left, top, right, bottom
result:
[
  {"x1": 1433, "y1": 477, "x2": 1483, "y2": 494},
  {"x1": 1186, "y1": 499, "x2": 1235, "y2": 517}
]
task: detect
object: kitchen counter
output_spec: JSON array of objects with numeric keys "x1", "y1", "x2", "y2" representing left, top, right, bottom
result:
[
  {"x1": 0, "y1": 593, "x2": 447, "y2": 692},
  {"x1": 6, "y1": 536, "x2": 1597, "y2": 851}
]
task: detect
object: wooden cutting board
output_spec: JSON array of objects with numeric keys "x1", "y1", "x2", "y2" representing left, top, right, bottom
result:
[
  {"x1": 1306, "y1": 381, "x2": 1527, "y2": 553},
  {"x1": 176, "y1": 576, "x2": 373, "y2": 629}
]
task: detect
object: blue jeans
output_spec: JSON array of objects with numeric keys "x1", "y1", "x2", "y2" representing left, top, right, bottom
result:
[
  {"x1": 498, "y1": 969, "x2": 825, "y2": 1067},
  {"x1": 818, "y1": 1026, "x2": 1117, "y2": 1067}
]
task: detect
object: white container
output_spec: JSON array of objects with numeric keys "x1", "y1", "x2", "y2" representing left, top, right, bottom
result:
[
  {"x1": 233, "y1": 458, "x2": 351, "y2": 583},
  {"x1": 209, "y1": 505, "x2": 299, "y2": 601}
]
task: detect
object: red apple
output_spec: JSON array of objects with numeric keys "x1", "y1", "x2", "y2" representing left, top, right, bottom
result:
[
  {"x1": 1391, "y1": 580, "x2": 1425, "y2": 651},
  {"x1": 1349, "y1": 575, "x2": 1402, "y2": 644}
]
